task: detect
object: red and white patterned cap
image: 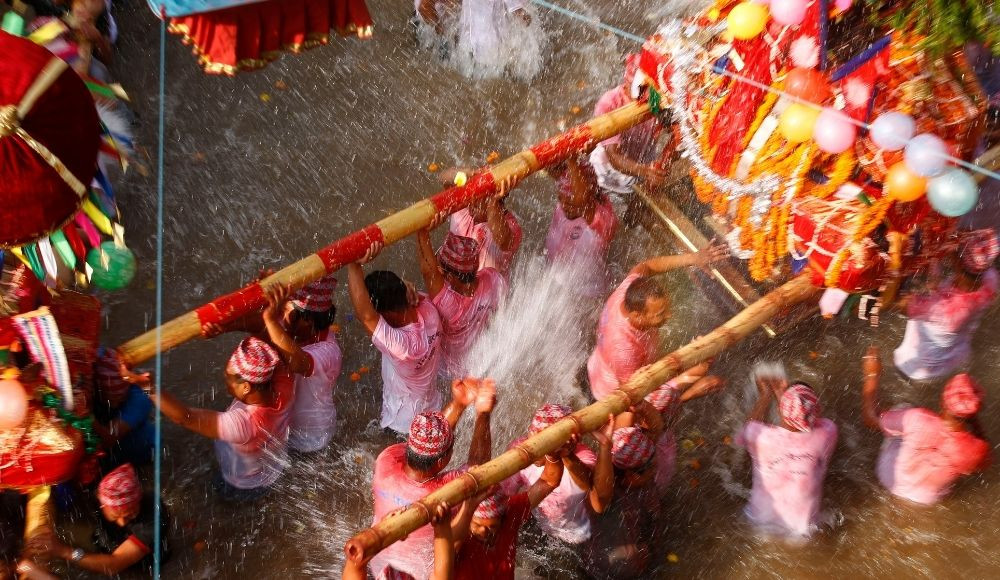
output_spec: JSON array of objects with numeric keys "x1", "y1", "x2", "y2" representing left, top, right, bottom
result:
[
  {"x1": 645, "y1": 380, "x2": 682, "y2": 415},
  {"x1": 779, "y1": 383, "x2": 821, "y2": 432},
  {"x1": 97, "y1": 463, "x2": 142, "y2": 509},
  {"x1": 959, "y1": 229, "x2": 999, "y2": 274},
  {"x1": 530, "y1": 403, "x2": 571, "y2": 434},
  {"x1": 407, "y1": 412, "x2": 454, "y2": 457},
  {"x1": 95, "y1": 350, "x2": 129, "y2": 398},
  {"x1": 473, "y1": 490, "x2": 509, "y2": 520},
  {"x1": 437, "y1": 233, "x2": 480, "y2": 275},
  {"x1": 290, "y1": 275, "x2": 337, "y2": 312},
  {"x1": 227, "y1": 337, "x2": 280, "y2": 384},
  {"x1": 611, "y1": 427, "x2": 655, "y2": 470},
  {"x1": 942, "y1": 373, "x2": 984, "y2": 418}
]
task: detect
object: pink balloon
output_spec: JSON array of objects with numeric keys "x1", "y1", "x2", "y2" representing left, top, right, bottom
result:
[
  {"x1": 770, "y1": 0, "x2": 809, "y2": 26},
  {"x1": 0, "y1": 378, "x2": 28, "y2": 430},
  {"x1": 834, "y1": 0, "x2": 853, "y2": 10},
  {"x1": 813, "y1": 109, "x2": 857, "y2": 153}
]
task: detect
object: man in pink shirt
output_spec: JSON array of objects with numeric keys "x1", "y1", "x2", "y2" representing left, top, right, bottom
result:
[
  {"x1": 862, "y1": 347, "x2": 991, "y2": 505},
  {"x1": 587, "y1": 243, "x2": 728, "y2": 400},
  {"x1": 894, "y1": 228, "x2": 999, "y2": 380},
  {"x1": 348, "y1": 261, "x2": 444, "y2": 435},
  {"x1": 416, "y1": 229, "x2": 507, "y2": 377},
  {"x1": 260, "y1": 276, "x2": 343, "y2": 453},
  {"x1": 737, "y1": 374, "x2": 837, "y2": 538},
  {"x1": 503, "y1": 404, "x2": 613, "y2": 545},
  {"x1": 446, "y1": 174, "x2": 523, "y2": 276},
  {"x1": 545, "y1": 155, "x2": 618, "y2": 300},
  {"x1": 360, "y1": 378, "x2": 496, "y2": 580},
  {"x1": 589, "y1": 55, "x2": 668, "y2": 206},
  {"x1": 148, "y1": 337, "x2": 295, "y2": 501}
]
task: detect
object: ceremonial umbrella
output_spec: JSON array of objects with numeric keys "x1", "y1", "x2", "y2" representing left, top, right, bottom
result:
[
  {"x1": 0, "y1": 31, "x2": 99, "y2": 249},
  {"x1": 152, "y1": 0, "x2": 374, "y2": 76}
]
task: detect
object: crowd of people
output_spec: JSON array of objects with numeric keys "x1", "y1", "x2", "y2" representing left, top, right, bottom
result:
[{"x1": 2, "y1": 3, "x2": 998, "y2": 578}]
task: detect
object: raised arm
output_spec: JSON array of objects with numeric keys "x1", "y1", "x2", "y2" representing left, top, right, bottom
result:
[
  {"x1": 262, "y1": 285, "x2": 314, "y2": 375},
  {"x1": 527, "y1": 454, "x2": 564, "y2": 508},
  {"x1": 605, "y1": 143, "x2": 667, "y2": 188},
  {"x1": 429, "y1": 503, "x2": 455, "y2": 580},
  {"x1": 562, "y1": 436, "x2": 594, "y2": 491},
  {"x1": 630, "y1": 241, "x2": 728, "y2": 276},
  {"x1": 416, "y1": 229, "x2": 446, "y2": 298},
  {"x1": 748, "y1": 375, "x2": 777, "y2": 424},
  {"x1": 587, "y1": 414, "x2": 615, "y2": 514},
  {"x1": 442, "y1": 378, "x2": 474, "y2": 429},
  {"x1": 347, "y1": 262, "x2": 380, "y2": 336},
  {"x1": 487, "y1": 177, "x2": 517, "y2": 252},
  {"x1": 861, "y1": 346, "x2": 883, "y2": 430},
  {"x1": 467, "y1": 379, "x2": 496, "y2": 467}
]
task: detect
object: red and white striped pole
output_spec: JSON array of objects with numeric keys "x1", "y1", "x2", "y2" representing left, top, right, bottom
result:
[{"x1": 116, "y1": 100, "x2": 652, "y2": 366}]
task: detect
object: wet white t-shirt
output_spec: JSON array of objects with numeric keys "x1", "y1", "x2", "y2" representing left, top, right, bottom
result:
[
  {"x1": 507, "y1": 442, "x2": 597, "y2": 544},
  {"x1": 372, "y1": 300, "x2": 444, "y2": 433},
  {"x1": 737, "y1": 418, "x2": 838, "y2": 537},
  {"x1": 431, "y1": 268, "x2": 507, "y2": 377},
  {"x1": 288, "y1": 338, "x2": 343, "y2": 452}
]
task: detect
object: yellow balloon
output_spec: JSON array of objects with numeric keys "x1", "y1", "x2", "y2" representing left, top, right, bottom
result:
[
  {"x1": 779, "y1": 103, "x2": 820, "y2": 143},
  {"x1": 727, "y1": 2, "x2": 769, "y2": 40}
]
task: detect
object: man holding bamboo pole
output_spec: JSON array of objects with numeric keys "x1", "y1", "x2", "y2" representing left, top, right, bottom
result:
[
  {"x1": 360, "y1": 378, "x2": 496, "y2": 580},
  {"x1": 587, "y1": 243, "x2": 728, "y2": 401}
]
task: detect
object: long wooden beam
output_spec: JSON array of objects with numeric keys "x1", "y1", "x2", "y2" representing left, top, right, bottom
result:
[
  {"x1": 343, "y1": 274, "x2": 818, "y2": 565},
  {"x1": 116, "y1": 101, "x2": 653, "y2": 365}
]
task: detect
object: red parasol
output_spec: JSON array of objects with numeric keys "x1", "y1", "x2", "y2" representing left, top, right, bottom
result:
[{"x1": 0, "y1": 31, "x2": 100, "y2": 249}]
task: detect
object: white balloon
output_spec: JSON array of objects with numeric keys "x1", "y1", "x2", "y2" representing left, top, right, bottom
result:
[{"x1": 869, "y1": 112, "x2": 915, "y2": 151}]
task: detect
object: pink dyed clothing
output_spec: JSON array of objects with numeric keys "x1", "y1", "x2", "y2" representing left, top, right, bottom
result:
[
  {"x1": 449, "y1": 208, "x2": 523, "y2": 275},
  {"x1": 215, "y1": 369, "x2": 295, "y2": 489},
  {"x1": 589, "y1": 87, "x2": 661, "y2": 194},
  {"x1": 288, "y1": 338, "x2": 343, "y2": 452},
  {"x1": 894, "y1": 269, "x2": 998, "y2": 380},
  {"x1": 431, "y1": 268, "x2": 507, "y2": 377},
  {"x1": 877, "y1": 408, "x2": 991, "y2": 505},
  {"x1": 737, "y1": 418, "x2": 838, "y2": 537},
  {"x1": 545, "y1": 196, "x2": 617, "y2": 299},
  {"x1": 372, "y1": 300, "x2": 444, "y2": 433},
  {"x1": 507, "y1": 442, "x2": 597, "y2": 544},
  {"x1": 587, "y1": 273, "x2": 658, "y2": 400},
  {"x1": 370, "y1": 443, "x2": 461, "y2": 579}
]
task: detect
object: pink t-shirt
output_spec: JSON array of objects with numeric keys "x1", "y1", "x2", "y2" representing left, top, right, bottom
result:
[
  {"x1": 449, "y1": 208, "x2": 523, "y2": 276},
  {"x1": 737, "y1": 418, "x2": 838, "y2": 537},
  {"x1": 545, "y1": 196, "x2": 617, "y2": 299},
  {"x1": 289, "y1": 338, "x2": 343, "y2": 452},
  {"x1": 593, "y1": 87, "x2": 660, "y2": 160},
  {"x1": 587, "y1": 273, "x2": 658, "y2": 400},
  {"x1": 894, "y1": 269, "x2": 998, "y2": 380},
  {"x1": 506, "y1": 442, "x2": 597, "y2": 544},
  {"x1": 370, "y1": 443, "x2": 461, "y2": 579},
  {"x1": 215, "y1": 369, "x2": 295, "y2": 489},
  {"x1": 372, "y1": 300, "x2": 444, "y2": 433},
  {"x1": 877, "y1": 408, "x2": 991, "y2": 505},
  {"x1": 431, "y1": 268, "x2": 507, "y2": 378}
]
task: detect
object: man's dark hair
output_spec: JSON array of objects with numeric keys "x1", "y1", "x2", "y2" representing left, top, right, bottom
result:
[
  {"x1": 441, "y1": 264, "x2": 477, "y2": 286},
  {"x1": 405, "y1": 446, "x2": 448, "y2": 472},
  {"x1": 623, "y1": 276, "x2": 668, "y2": 313},
  {"x1": 364, "y1": 271, "x2": 408, "y2": 313},
  {"x1": 291, "y1": 305, "x2": 337, "y2": 332}
]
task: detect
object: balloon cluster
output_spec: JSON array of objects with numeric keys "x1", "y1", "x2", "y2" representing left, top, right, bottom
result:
[
  {"x1": 870, "y1": 113, "x2": 979, "y2": 216},
  {"x1": 726, "y1": 0, "x2": 979, "y2": 217}
]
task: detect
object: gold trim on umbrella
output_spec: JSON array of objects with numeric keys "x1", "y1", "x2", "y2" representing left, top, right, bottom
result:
[{"x1": 0, "y1": 57, "x2": 87, "y2": 198}]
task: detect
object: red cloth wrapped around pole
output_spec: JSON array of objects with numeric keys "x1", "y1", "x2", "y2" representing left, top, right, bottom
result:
[{"x1": 168, "y1": 0, "x2": 373, "y2": 75}]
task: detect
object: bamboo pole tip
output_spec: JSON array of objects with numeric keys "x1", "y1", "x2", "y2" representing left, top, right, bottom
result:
[{"x1": 344, "y1": 529, "x2": 379, "y2": 564}]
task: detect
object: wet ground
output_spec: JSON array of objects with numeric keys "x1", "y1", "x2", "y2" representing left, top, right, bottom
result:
[{"x1": 76, "y1": 0, "x2": 1000, "y2": 578}]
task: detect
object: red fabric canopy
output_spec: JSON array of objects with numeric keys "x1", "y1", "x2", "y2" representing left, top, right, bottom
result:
[
  {"x1": 0, "y1": 32, "x2": 99, "y2": 248},
  {"x1": 169, "y1": 0, "x2": 373, "y2": 75}
]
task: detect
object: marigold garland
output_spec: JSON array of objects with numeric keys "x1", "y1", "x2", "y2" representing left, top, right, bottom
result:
[{"x1": 824, "y1": 193, "x2": 894, "y2": 287}]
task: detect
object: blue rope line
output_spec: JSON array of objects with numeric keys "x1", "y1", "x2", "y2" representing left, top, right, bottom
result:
[
  {"x1": 529, "y1": 0, "x2": 646, "y2": 44},
  {"x1": 153, "y1": 6, "x2": 166, "y2": 579}
]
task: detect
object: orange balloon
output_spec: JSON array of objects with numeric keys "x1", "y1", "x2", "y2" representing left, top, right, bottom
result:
[
  {"x1": 885, "y1": 162, "x2": 927, "y2": 202},
  {"x1": 784, "y1": 68, "x2": 831, "y2": 104}
]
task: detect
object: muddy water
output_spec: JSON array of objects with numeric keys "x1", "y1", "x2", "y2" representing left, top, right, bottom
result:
[{"x1": 91, "y1": 0, "x2": 1000, "y2": 578}]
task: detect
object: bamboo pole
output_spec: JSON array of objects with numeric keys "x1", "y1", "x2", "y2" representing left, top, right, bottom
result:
[
  {"x1": 116, "y1": 101, "x2": 653, "y2": 366},
  {"x1": 343, "y1": 274, "x2": 819, "y2": 565}
]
